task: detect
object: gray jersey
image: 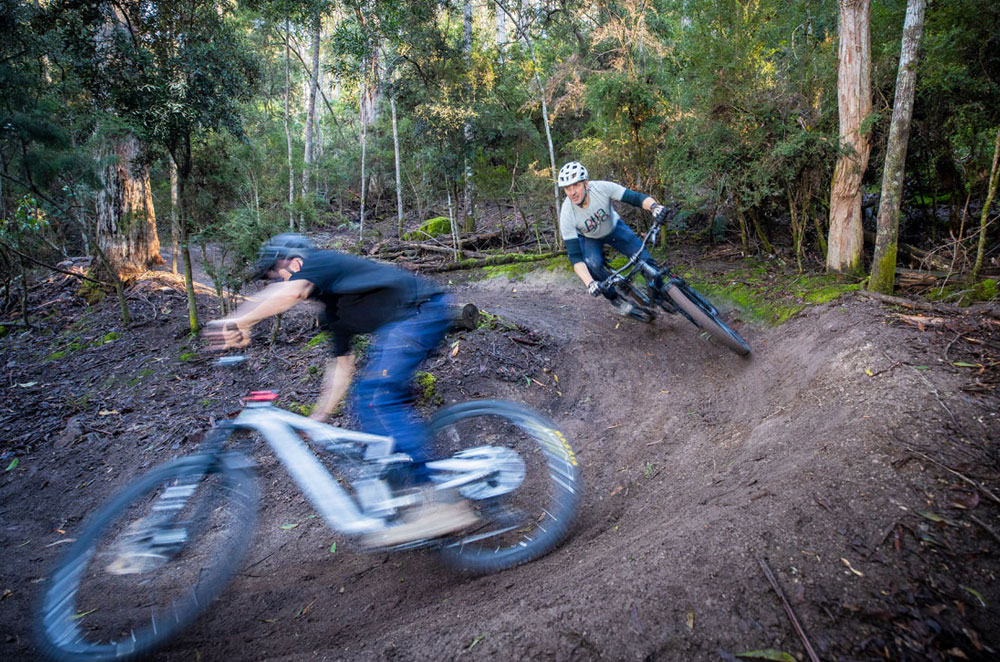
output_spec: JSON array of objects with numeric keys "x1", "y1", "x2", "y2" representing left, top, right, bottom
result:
[{"x1": 559, "y1": 180, "x2": 628, "y2": 241}]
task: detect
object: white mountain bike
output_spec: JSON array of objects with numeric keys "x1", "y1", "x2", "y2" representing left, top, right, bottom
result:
[{"x1": 37, "y1": 357, "x2": 582, "y2": 662}]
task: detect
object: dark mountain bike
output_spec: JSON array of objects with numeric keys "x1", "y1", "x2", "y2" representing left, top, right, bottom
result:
[
  {"x1": 601, "y1": 217, "x2": 752, "y2": 356},
  {"x1": 37, "y1": 357, "x2": 582, "y2": 662}
]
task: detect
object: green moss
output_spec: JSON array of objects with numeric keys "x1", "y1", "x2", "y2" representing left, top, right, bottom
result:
[
  {"x1": 476, "y1": 310, "x2": 517, "y2": 331},
  {"x1": 927, "y1": 278, "x2": 1000, "y2": 306},
  {"x1": 307, "y1": 364, "x2": 320, "y2": 375},
  {"x1": 306, "y1": 332, "x2": 330, "y2": 348},
  {"x1": 414, "y1": 371, "x2": 442, "y2": 405},
  {"x1": 288, "y1": 401, "x2": 313, "y2": 416},
  {"x1": 972, "y1": 279, "x2": 999, "y2": 302},
  {"x1": 483, "y1": 256, "x2": 567, "y2": 280},
  {"x1": 178, "y1": 352, "x2": 198, "y2": 362},
  {"x1": 46, "y1": 340, "x2": 84, "y2": 362},
  {"x1": 403, "y1": 216, "x2": 452, "y2": 240},
  {"x1": 100, "y1": 331, "x2": 121, "y2": 345},
  {"x1": 677, "y1": 261, "x2": 862, "y2": 326}
]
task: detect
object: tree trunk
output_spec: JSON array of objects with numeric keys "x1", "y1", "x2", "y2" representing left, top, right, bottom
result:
[
  {"x1": 300, "y1": 18, "x2": 321, "y2": 232},
  {"x1": 95, "y1": 135, "x2": 163, "y2": 281},
  {"x1": 496, "y1": 1, "x2": 561, "y2": 247},
  {"x1": 173, "y1": 137, "x2": 199, "y2": 334},
  {"x1": 359, "y1": 89, "x2": 368, "y2": 243},
  {"x1": 169, "y1": 153, "x2": 179, "y2": 274},
  {"x1": 462, "y1": 0, "x2": 476, "y2": 233},
  {"x1": 284, "y1": 19, "x2": 295, "y2": 230},
  {"x1": 827, "y1": 0, "x2": 872, "y2": 275},
  {"x1": 870, "y1": 0, "x2": 927, "y2": 294},
  {"x1": 391, "y1": 95, "x2": 404, "y2": 239},
  {"x1": 971, "y1": 126, "x2": 1000, "y2": 281}
]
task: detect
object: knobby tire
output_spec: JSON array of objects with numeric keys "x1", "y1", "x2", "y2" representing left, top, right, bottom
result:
[
  {"x1": 430, "y1": 400, "x2": 582, "y2": 574},
  {"x1": 37, "y1": 455, "x2": 259, "y2": 662},
  {"x1": 665, "y1": 283, "x2": 751, "y2": 356}
]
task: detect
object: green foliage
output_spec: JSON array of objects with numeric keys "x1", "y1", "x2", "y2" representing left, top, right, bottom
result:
[{"x1": 1, "y1": 0, "x2": 996, "y2": 289}]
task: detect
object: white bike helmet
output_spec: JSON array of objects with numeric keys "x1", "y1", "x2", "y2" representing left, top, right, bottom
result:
[{"x1": 557, "y1": 161, "x2": 589, "y2": 187}]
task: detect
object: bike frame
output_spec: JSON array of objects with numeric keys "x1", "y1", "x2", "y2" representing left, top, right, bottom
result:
[
  {"x1": 603, "y1": 218, "x2": 722, "y2": 320},
  {"x1": 209, "y1": 397, "x2": 503, "y2": 536}
]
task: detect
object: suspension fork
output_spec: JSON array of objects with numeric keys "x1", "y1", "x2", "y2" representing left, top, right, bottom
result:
[{"x1": 135, "y1": 425, "x2": 240, "y2": 549}]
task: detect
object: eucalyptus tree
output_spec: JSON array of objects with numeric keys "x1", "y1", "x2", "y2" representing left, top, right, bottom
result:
[
  {"x1": 827, "y1": 0, "x2": 872, "y2": 275},
  {"x1": 869, "y1": 0, "x2": 926, "y2": 294},
  {"x1": 50, "y1": 0, "x2": 259, "y2": 332}
]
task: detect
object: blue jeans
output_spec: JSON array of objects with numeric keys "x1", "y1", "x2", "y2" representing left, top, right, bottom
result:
[
  {"x1": 351, "y1": 294, "x2": 451, "y2": 476},
  {"x1": 579, "y1": 221, "x2": 652, "y2": 300}
]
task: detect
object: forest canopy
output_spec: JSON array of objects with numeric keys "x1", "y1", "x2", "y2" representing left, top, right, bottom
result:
[{"x1": 2, "y1": 0, "x2": 999, "y2": 327}]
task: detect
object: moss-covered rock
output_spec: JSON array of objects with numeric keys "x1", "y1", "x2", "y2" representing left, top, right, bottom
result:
[{"x1": 403, "y1": 216, "x2": 451, "y2": 240}]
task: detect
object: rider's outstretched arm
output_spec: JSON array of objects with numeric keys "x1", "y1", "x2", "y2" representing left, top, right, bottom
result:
[
  {"x1": 621, "y1": 189, "x2": 664, "y2": 216},
  {"x1": 203, "y1": 279, "x2": 314, "y2": 349},
  {"x1": 310, "y1": 354, "x2": 356, "y2": 421}
]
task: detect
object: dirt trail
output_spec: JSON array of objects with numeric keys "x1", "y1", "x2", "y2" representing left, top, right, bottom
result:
[{"x1": 1, "y1": 262, "x2": 998, "y2": 661}]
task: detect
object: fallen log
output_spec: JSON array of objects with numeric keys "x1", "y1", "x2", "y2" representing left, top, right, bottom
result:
[
  {"x1": 863, "y1": 231, "x2": 950, "y2": 271},
  {"x1": 858, "y1": 290, "x2": 957, "y2": 314},
  {"x1": 430, "y1": 251, "x2": 563, "y2": 273}
]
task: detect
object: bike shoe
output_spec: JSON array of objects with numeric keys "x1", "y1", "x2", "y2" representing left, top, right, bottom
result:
[{"x1": 363, "y1": 487, "x2": 478, "y2": 548}]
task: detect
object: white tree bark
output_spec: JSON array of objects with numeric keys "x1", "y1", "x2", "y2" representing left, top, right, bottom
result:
[
  {"x1": 497, "y1": 0, "x2": 560, "y2": 244},
  {"x1": 169, "y1": 153, "x2": 179, "y2": 274},
  {"x1": 300, "y1": 18, "x2": 322, "y2": 232},
  {"x1": 870, "y1": 0, "x2": 927, "y2": 293},
  {"x1": 391, "y1": 95, "x2": 404, "y2": 238},
  {"x1": 462, "y1": 0, "x2": 476, "y2": 233},
  {"x1": 284, "y1": 19, "x2": 295, "y2": 230}
]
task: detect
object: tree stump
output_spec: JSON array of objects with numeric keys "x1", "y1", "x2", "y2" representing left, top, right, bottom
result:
[{"x1": 448, "y1": 303, "x2": 480, "y2": 330}]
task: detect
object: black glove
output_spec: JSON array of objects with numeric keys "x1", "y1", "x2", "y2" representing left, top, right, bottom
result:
[
  {"x1": 588, "y1": 280, "x2": 603, "y2": 297},
  {"x1": 651, "y1": 203, "x2": 668, "y2": 224}
]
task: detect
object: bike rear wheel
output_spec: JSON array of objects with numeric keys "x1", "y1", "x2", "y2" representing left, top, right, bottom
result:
[
  {"x1": 429, "y1": 400, "x2": 582, "y2": 574},
  {"x1": 37, "y1": 454, "x2": 258, "y2": 662},
  {"x1": 665, "y1": 282, "x2": 752, "y2": 356}
]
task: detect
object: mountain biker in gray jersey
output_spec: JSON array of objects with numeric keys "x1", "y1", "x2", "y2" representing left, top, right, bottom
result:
[
  {"x1": 202, "y1": 234, "x2": 476, "y2": 546},
  {"x1": 557, "y1": 161, "x2": 668, "y2": 316}
]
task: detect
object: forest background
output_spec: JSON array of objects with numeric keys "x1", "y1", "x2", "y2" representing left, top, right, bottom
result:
[{"x1": 2, "y1": 0, "x2": 999, "y2": 330}]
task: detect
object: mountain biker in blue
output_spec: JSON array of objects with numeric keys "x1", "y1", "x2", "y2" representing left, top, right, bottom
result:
[
  {"x1": 557, "y1": 161, "x2": 668, "y2": 317},
  {"x1": 203, "y1": 234, "x2": 476, "y2": 546}
]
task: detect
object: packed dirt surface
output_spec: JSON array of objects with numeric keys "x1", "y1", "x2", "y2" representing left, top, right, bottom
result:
[{"x1": 2, "y1": 249, "x2": 998, "y2": 661}]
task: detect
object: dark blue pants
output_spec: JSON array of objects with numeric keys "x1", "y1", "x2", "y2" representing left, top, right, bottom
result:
[
  {"x1": 352, "y1": 294, "x2": 451, "y2": 473},
  {"x1": 579, "y1": 221, "x2": 652, "y2": 300}
]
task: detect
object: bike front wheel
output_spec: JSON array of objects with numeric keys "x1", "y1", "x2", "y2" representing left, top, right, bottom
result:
[
  {"x1": 429, "y1": 400, "x2": 582, "y2": 574},
  {"x1": 37, "y1": 454, "x2": 259, "y2": 662},
  {"x1": 665, "y1": 282, "x2": 752, "y2": 356}
]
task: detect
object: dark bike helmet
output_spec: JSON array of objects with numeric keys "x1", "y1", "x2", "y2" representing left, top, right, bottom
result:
[
  {"x1": 252, "y1": 233, "x2": 316, "y2": 279},
  {"x1": 557, "y1": 161, "x2": 589, "y2": 187}
]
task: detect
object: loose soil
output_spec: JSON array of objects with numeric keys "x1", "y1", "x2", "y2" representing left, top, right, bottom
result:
[{"x1": 2, "y1": 242, "x2": 998, "y2": 661}]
